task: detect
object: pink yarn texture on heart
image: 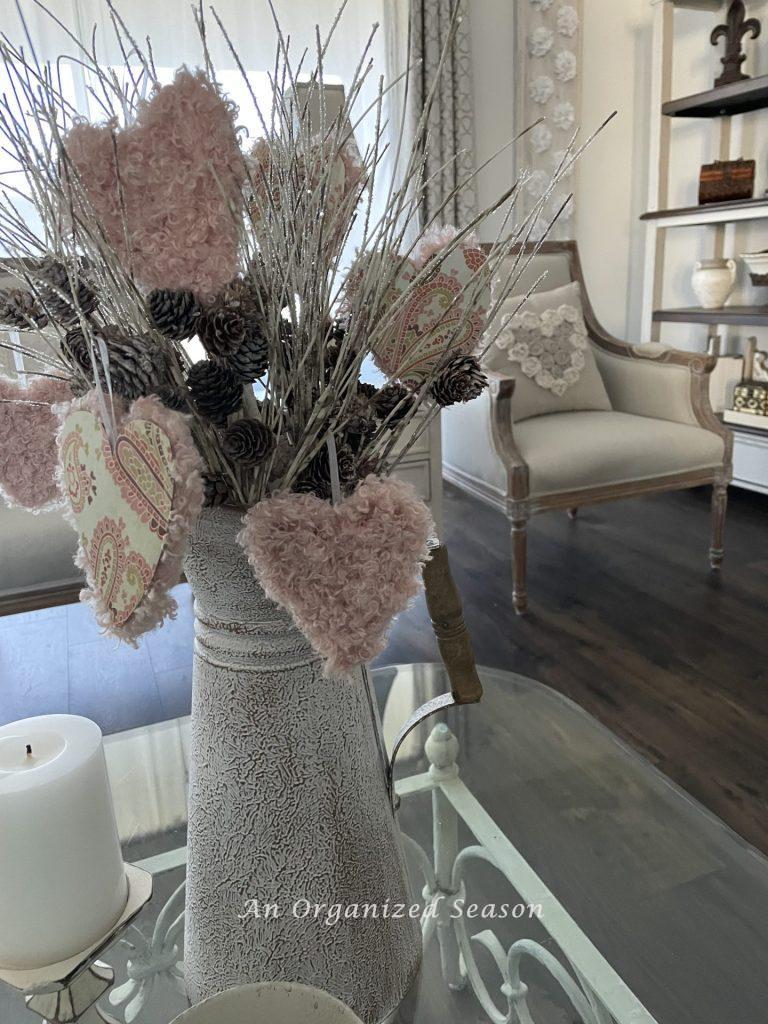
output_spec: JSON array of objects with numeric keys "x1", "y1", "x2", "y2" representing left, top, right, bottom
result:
[
  {"x1": 0, "y1": 375, "x2": 72, "y2": 511},
  {"x1": 238, "y1": 475, "x2": 434, "y2": 676},
  {"x1": 64, "y1": 69, "x2": 245, "y2": 298}
]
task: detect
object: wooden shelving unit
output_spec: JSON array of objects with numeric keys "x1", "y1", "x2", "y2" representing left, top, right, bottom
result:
[
  {"x1": 662, "y1": 73, "x2": 768, "y2": 117},
  {"x1": 641, "y1": 0, "x2": 768, "y2": 494},
  {"x1": 640, "y1": 195, "x2": 768, "y2": 227},
  {"x1": 653, "y1": 305, "x2": 768, "y2": 326}
]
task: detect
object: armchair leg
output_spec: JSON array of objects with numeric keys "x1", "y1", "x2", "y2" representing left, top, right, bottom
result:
[
  {"x1": 710, "y1": 482, "x2": 728, "y2": 571},
  {"x1": 511, "y1": 515, "x2": 529, "y2": 615}
]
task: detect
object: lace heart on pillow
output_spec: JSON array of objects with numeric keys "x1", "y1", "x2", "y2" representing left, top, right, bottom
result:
[{"x1": 494, "y1": 304, "x2": 589, "y2": 397}]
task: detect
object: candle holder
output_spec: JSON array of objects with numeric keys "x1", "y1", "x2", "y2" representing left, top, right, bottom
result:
[{"x1": 0, "y1": 863, "x2": 152, "y2": 1024}]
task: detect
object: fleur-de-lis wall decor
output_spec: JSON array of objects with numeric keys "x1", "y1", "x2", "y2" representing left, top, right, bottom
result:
[{"x1": 711, "y1": 0, "x2": 761, "y2": 88}]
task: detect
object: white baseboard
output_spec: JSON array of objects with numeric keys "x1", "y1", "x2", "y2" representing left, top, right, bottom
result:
[{"x1": 442, "y1": 463, "x2": 507, "y2": 513}]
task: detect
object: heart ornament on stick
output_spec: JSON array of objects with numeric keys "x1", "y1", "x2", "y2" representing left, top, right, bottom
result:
[
  {"x1": 372, "y1": 245, "x2": 490, "y2": 384},
  {"x1": 239, "y1": 475, "x2": 434, "y2": 676},
  {"x1": 57, "y1": 393, "x2": 204, "y2": 643},
  {"x1": 0, "y1": 375, "x2": 72, "y2": 511}
]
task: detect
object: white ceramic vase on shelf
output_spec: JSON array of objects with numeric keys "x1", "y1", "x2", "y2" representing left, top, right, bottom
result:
[
  {"x1": 182, "y1": 507, "x2": 421, "y2": 1024},
  {"x1": 691, "y1": 257, "x2": 737, "y2": 310}
]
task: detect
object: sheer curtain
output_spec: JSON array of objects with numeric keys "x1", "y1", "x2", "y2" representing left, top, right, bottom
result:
[{"x1": 4, "y1": 0, "x2": 411, "y2": 246}]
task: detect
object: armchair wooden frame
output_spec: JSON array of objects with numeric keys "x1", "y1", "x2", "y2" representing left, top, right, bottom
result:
[{"x1": 485, "y1": 241, "x2": 733, "y2": 615}]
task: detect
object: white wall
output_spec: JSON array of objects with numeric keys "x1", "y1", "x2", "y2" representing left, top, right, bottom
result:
[{"x1": 470, "y1": 0, "x2": 768, "y2": 353}]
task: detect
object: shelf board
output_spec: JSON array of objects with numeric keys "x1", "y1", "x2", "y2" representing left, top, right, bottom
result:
[
  {"x1": 718, "y1": 413, "x2": 768, "y2": 439},
  {"x1": 653, "y1": 306, "x2": 768, "y2": 326},
  {"x1": 663, "y1": 75, "x2": 768, "y2": 118},
  {"x1": 641, "y1": 196, "x2": 768, "y2": 228}
]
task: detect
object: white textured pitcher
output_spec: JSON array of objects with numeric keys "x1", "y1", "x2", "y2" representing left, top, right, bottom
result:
[{"x1": 183, "y1": 507, "x2": 421, "y2": 1024}]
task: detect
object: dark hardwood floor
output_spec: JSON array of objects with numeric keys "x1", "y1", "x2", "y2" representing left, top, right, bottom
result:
[{"x1": 380, "y1": 482, "x2": 768, "y2": 855}]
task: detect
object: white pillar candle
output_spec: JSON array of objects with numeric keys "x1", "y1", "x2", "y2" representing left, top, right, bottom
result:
[{"x1": 0, "y1": 715, "x2": 128, "y2": 970}]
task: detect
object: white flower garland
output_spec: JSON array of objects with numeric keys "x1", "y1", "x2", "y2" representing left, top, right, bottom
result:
[{"x1": 528, "y1": 26, "x2": 555, "y2": 57}]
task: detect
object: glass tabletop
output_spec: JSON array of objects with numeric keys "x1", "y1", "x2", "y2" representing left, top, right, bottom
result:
[{"x1": 2, "y1": 663, "x2": 767, "y2": 1024}]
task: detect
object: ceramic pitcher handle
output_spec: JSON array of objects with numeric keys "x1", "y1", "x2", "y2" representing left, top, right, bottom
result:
[
  {"x1": 727, "y1": 258, "x2": 737, "y2": 280},
  {"x1": 422, "y1": 544, "x2": 483, "y2": 705}
]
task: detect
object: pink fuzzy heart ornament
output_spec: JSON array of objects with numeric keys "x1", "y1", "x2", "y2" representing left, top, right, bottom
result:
[
  {"x1": 0, "y1": 375, "x2": 72, "y2": 510},
  {"x1": 238, "y1": 475, "x2": 434, "y2": 675},
  {"x1": 63, "y1": 70, "x2": 245, "y2": 298}
]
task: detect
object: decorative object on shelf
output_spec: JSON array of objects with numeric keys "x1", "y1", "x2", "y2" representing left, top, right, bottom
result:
[
  {"x1": 0, "y1": 714, "x2": 129, "y2": 971},
  {"x1": 183, "y1": 507, "x2": 421, "y2": 1024},
  {"x1": 739, "y1": 249, "x2": 768, "y2": 285},
  {"x1": 0, "y1": 3, "x2": 571, "y2": 1017},
  {"x1": 0, "y1": 375, "x2": 71, "y2": 511},
  {"x1": 754, "y1": 352, "x2": 768, "y2": 381},
  {"x1": 0, "y1": 863, "x2": 152, "y2": 1024},
  {"x1": 699, "y1": 158, "x2": 755, "y2": 204},
  {"x1": 691, "y1": 257, "x2": 737, "y2": 310},
  {"x1": 711, "y1": 0, "x2": 761, "y2": 89},
  {"x1": 733, "y1": 381, "x2": 768, "y2": 414},
  {"x1": 170, "y1": 982, "x2": 365, "y2": 1024},
  {"x1": 56, "y1": 394, "x2": 204, "y2": 643}
]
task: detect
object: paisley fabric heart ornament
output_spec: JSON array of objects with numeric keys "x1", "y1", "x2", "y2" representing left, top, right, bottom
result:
[
  {"x1": 0, "y1": 375, "x2": 72, "y2": 511},
  {"x1": 248, "y1": 137, "x2": 364, "y2": 258},
  {"x1": 372, "y1": 244, "x2": 490, "y2": 384},
  {"x1": 57, "y1": 393, "x2": 204, "y2": 643},
  {"x1": 238, "y1": 475, "x2": 434, "y2": 675},
  {"x1": 63, "y1": 70, "x2": 245, "y2": 299}
]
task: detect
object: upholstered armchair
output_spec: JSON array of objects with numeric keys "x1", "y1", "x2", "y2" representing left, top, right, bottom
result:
[{"x1": 442, "y1": 242, "x2": 733, "y2": 614}]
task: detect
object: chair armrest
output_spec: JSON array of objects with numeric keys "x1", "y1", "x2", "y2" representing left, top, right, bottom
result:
[
  {"x1": 591, "y1": 341, "x2": 724, "y2": 433},
  {"x1": 486, "y1": 370, "x2": 530, "y2": 502}
]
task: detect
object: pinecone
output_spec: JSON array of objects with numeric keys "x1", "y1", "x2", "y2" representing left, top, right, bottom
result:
[
  {"x1": 62, "y1": 325, "x2": 167, "y2": 400},
  {"x1": 222, "y1": 276, "x2": 265, "y2": 322},
  {"x1": 147, "y1": 289, "x2": 199, "y2": 340},
  {"x1": 187, "y1": 360, "x2": 243, "y2": 425},
  {"x1": 373, "y1": 382, "x2": 414, "y2": 425},
  {"x1": 39, "y1": 260, "x2": 97, "y2": 325},
  {"x1": 296, "y1": 442, "x2": 356, "y2": 499},
  {"x1": 202, "y1": 473, "x2": 230, "y2": 507},
  {"x1": 154, "y1": 385, "x2": 190, "y2": 412},
  {"x1": 220, "y1": 322, "x2": 269, "y2": 381},
  {"x1": 221, "y1": 419, "x2": 276, "y2": 467},
  {"x1": 198, "y1": 304, "x2": 246, "y2": 357},
  {"x1": 0, "y1": 288, "x2": 48, "y2": 329},
  {"x1": 430, "y1": 354, "x2": 487, "y2": 407}
]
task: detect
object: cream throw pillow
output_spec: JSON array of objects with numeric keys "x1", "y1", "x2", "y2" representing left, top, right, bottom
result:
[{"x1": 482, "y1": 281, "x2": 612, "y2": 421}]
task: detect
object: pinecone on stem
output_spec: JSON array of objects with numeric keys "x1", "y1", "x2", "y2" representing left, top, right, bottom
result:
[
  {"x1": 39, "y1": 260, "x2": 97, "y2": 325},
  {"x1": 0, "y1": 288, "x2": 48, "y2": 329},
  {"x1": 430, "y1": 354, "x2": 487, "y2": 407},
  {"x1": 62, "y1": 325, "x2": 167, "y2": 401},
  {"x1": 198, "y1": 304, "x2": 246, "y2": 357},
  {"x1": 202, "y1": 473, "x2": 231, "y2": 507},
  {"x1": 221, "y1": 419, "x2": 276, "y2": 466},
  {"x1": 220, "y1": 323, "x2": 269, "y2": 381},
  {"x1": 373, "y1": 382, "x2": 414, "y2": 425},
  {"x1": 147, "y1": 289, "x2": 199, "y2": 340},
  {"x1": 296, "y1": 442, "x2": 356, "y2": 499},
  {"x1": 187, "y1": 360, "x2": 243, "y2": 425}
]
